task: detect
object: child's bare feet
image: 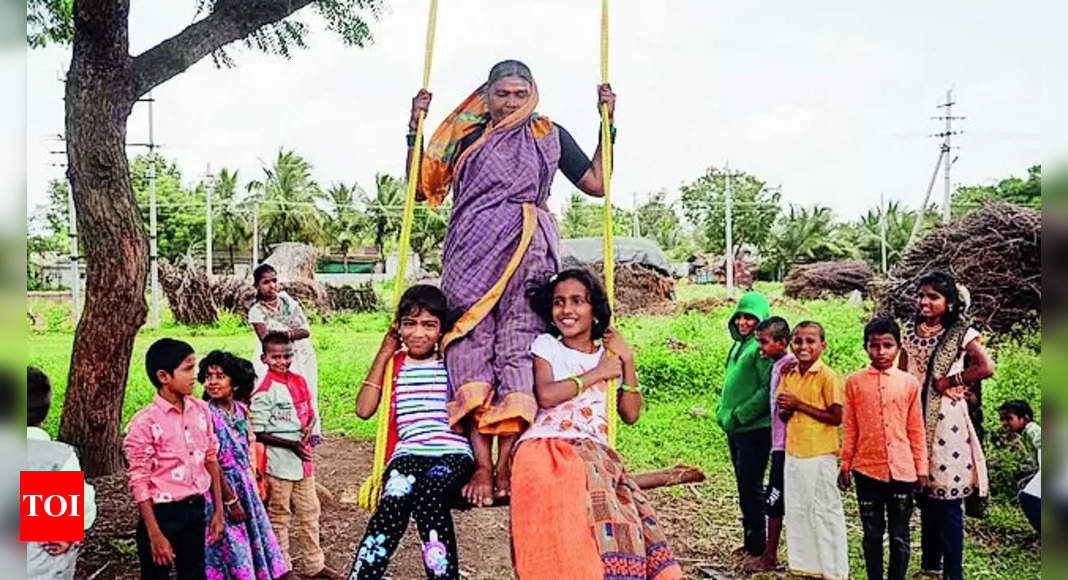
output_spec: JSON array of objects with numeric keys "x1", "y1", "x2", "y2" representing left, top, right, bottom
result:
[{"x1": 463, "y1": 466, "x2": 494, "y2": 507}]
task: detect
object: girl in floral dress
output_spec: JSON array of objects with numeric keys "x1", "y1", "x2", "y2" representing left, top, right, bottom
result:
[
  {"x1": 200, "y1": 350, "x2": 290, "y2": 580},
  {"x1": 898, "y1": 272, "x2": 995, "y2": 580}
]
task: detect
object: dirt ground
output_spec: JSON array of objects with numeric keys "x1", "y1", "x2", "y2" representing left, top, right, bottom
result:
[{"x1": 74, "y1": 436, "x2": 735, "y2": 579}]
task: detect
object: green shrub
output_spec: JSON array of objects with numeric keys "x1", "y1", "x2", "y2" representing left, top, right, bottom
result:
[{"x1": 985, "y1": 430, "x2": 1038, "y2": 500}]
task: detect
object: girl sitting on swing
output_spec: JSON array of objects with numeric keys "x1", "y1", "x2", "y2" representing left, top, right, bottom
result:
[
  {"x1": 351, "y1": 285, "x2": 473, "y2": 580},
  {"x1": 510, "y1": 269, "x2": 684, "y2": 580}
]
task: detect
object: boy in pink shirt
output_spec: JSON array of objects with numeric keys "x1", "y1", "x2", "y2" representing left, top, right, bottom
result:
[{"x1": 123, "y1": 338, "x2": 224, "y2": 579}]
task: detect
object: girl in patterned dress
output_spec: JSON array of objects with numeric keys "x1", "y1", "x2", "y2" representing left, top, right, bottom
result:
[
  {"x1": 351, "y1": 285, "x2": 473, "y2": 580},
  {"x1": 510, "y1": 269, "x2": 684, "y2": 580},
  {"x1": 199, "y1": 350, "x2": 290, "y2": 580},
  {"x1": 898, "y1": 272, "x2": 995, "y2": 580}
]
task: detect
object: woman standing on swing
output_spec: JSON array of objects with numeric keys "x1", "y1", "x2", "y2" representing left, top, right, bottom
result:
[{"x1": 406, "y1": 59, "x2": 616, "y2": 505}]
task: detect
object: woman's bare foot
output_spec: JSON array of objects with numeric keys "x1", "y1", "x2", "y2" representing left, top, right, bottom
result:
[
  {"x1": 493, "y1": 462, "x2": 512, "y2": 499},
  {"x1": 462, "y1": 466, "x2": 494, "y2": 507}
]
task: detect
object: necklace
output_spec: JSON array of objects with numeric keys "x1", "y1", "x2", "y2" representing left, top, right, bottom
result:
[
  {"x1": 918, "y1": 320, "x2": 944, "y2": 337},
  {"x1": 563, "y1": 339, "x2": 598, "y2": 354}
]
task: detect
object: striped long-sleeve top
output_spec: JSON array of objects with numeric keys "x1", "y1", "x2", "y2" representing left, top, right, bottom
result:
[{"x1": 391, "y1": 357, "x2": 472, "y2": 459}]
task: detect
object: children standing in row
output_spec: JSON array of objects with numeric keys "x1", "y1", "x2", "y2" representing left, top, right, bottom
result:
[
  {"x1": 839, "y1": 318, "x2": 928, "y2": 580},
  {"x1": 776, "y1": 321, "x2": 849, "y2": 580},
  {"x1": 251, "y1": 332, "x2": 338, "y2": 579}
]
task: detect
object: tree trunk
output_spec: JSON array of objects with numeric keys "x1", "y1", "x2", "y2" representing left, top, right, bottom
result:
[
  {"x1": 228, "y1": 244, "x2": 236, "y2": 275},
  {"x1": 58, "y1": 0, "x2": 146, "y2": 477}
]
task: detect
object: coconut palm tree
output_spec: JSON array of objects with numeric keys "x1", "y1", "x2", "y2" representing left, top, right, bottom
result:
[
  {"x1": 210, "y1": 167, "x2": 250, "y2": 273},
  {"x1": 559, "y1": 192, "x2": 591, "y2": 238},
  {"x1": 765, "y1": 205, "x2": 850, "y2": 280},
  {"x1": 846, "y1": 201, "x2": 918, "y2": 272},
  {"x1": 411, "y1": 202, "x2": 451, "y2": 273},
  {"x1": 245, "y1": 150, "x2": 326, "y2": 255},
  {"x1": 322, "y1": 181, "x2": 365, "y2": 270},
  {"x1": 362, "y1": 173, "x2": 406, "y2": 257}
]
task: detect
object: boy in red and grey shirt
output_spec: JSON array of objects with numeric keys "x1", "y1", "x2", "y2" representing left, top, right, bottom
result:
[{"x1": 251, "y1": 331, "x2": 337, "y2": 579}]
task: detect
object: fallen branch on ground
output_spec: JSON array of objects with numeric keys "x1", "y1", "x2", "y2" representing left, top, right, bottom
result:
[{"x1": 451, "y1": 464, "x2": 707, "y2": 509}]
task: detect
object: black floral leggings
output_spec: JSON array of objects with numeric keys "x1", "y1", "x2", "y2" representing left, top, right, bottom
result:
[{"x1": 349, "y1": 453, "x2": 473, "y2": 580}]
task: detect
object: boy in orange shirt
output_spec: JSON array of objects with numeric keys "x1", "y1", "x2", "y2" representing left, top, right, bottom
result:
[
  {"x1": 776, "y1": 321, "x2": 847, "y2": 580},
  {"x1": 839, "y1": 317, "x2": 928, "y2": 580}
]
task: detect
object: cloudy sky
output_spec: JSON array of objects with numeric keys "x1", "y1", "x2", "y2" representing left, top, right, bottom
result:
[{"x1": 25, "y1": 0, "x2": 1055, "y2": 222}]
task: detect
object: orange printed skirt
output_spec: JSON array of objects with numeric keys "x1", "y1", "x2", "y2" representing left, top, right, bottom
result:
[{"x1": 511, "y1": 438, "x2": 684, "y2": 580}]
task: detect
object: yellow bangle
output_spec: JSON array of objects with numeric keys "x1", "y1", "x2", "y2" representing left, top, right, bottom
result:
[
  {"x1": 362, "y1": 381, "x2": 382, "y2": 391},
  {"x1": 569, "y1": 375, "x2": 585, "y2": 395}
]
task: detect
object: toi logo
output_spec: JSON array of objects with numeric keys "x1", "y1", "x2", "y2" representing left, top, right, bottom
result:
[{"x1": 20, "y1": 471, "x2": 85, "y2": 541}]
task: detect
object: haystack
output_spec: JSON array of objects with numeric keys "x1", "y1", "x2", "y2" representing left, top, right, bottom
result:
[
  {"x1": 876, "y1": 202, "x2": 1040, "y2": 333},
  {"x1": 784, "y1": 260, "x2": 874, "y2": 299}
]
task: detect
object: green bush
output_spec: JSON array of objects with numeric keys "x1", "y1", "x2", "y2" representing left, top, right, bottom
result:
[
  {"x1": 985, "y1": 430, "x2": 1038, "y2": 500},
  {"x1": 983, "y1": 331, "x2": 1041, "y2": 430}
]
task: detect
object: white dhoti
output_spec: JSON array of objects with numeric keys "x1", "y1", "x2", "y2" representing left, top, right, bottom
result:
[{"x1": 785, "y1": 453, "x2": 849, "y2": 580}]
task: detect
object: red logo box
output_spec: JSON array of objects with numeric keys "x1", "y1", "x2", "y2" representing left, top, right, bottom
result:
[{"x1": 20, "y1": 471, "x2": 85, "y2": 541}]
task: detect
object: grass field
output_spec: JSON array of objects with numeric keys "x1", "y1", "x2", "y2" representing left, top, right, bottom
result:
[{"x1": 27, "y1": 283, "x2": 1041, "y2": 578}]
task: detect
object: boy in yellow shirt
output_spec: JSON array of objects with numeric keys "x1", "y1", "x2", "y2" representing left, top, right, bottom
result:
[{"x1": 776, "y1": 321, "x2": 848, "y2": 579}]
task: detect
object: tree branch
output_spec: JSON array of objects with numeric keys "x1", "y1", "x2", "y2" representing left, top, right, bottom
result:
[{"x1": 131, "y1": 0, "x2": 315, "y2": 99}]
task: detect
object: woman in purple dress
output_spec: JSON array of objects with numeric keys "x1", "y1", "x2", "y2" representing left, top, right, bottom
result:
[
  {"x1": 199, "y1": 351, "x2": 290, "y2": 580},
  {"x1": 406, "y1": 60, "x2": 616, "y2": 505}
]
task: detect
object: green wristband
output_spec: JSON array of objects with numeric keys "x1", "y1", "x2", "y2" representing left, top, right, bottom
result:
[{"x1": 569, "y1": 375, "x2": 585, "y2": 395}]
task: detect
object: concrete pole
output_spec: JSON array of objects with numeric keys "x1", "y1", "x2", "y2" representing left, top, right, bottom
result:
[
  {"x1": 252, "y1": 202, "x2": 260, "y2": 268},
  {"x1": 147, "y1": 92, "x2": 160, "y2": 328},
  {"x1": 943, "y1": 88, "x2": 953, "y2": 224},
  {"x1": 880, "y1": 192, "x2": 888, "y2": 274},
  {"x1": 67, "y1": 185, "x2": 80, "y2": 322},
  {"x1": 205, "y1": 164, "x2": 214, "y2": 278},
  {"x1": 724, "y1": 161, "x2": 735, "y2": 299},
  {"x1": 633, "y1": 191, "x2": 641, "y2": 238}
]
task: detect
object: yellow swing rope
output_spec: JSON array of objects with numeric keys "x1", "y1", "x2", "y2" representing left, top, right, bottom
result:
[
  {"x1": 357, "y1": 0, "x2": 438, "y2": 513},
  {"x1": 600, "y1": 0, "x2": 619, "y2": 449}
]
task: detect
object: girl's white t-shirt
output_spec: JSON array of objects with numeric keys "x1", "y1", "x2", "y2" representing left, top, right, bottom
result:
[{"x1": 519, "y1": 333, "x2": 609, "y2": 446}]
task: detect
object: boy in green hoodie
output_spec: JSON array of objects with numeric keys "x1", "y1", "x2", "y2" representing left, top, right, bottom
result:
[{"x1": 717, "y1": 291, "x2": 773, "y2": 558}]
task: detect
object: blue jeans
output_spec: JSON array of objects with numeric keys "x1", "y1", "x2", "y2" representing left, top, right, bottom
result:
[
  {"x1": 919, "y1": 496, "x2": 963, "y2": 580},
  {"x1": 727, "y1": 427, "x2": 771, "y2": 556}
]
